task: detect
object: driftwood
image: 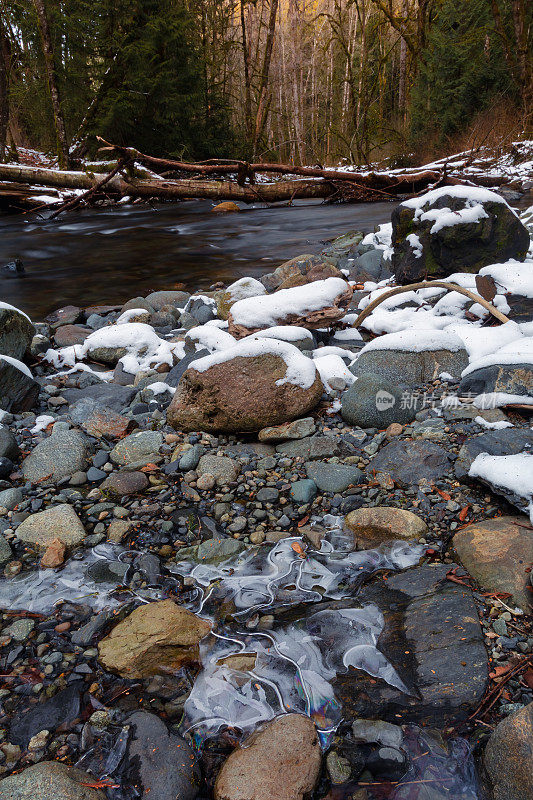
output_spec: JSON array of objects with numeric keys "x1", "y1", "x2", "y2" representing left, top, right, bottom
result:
[{"x1": 352, "y1": 281, "x2": 511, "y2": 328}]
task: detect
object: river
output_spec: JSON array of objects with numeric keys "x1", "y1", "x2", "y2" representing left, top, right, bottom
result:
[{"x1": 0, "y1": 199, "x2": 395, "y2": 319}]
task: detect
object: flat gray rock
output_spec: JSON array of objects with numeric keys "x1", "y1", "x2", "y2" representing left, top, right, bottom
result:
[
  {"x1": 369, "y1": 439, "x2": 452, "y2": 487},
  {"x1": 0, "y1": 761, "x2": 105, "y2": 800},
  {"x1": 305, "y1": 462, "x2": 362, "y2": 492},
  {"x1": 22, "y1": 429, "x2": 89, "y2": 483},
  {"x1": 110, "y1": 430, "x2": 163, "y2": 465}
]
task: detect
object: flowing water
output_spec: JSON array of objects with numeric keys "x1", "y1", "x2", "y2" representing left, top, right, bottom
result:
[{"x1": 0, "y1": 199, "x2": 396, "y2": 319}]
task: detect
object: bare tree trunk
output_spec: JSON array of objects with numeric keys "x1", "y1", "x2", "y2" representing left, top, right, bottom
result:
[
  {"x1": 32, "y1": 0, "x2": 70, "y2": 168},
  {"x1": 240, "y1": 0, "x2": 253, "y2": 142},
  {"x1": 0, "y1": 15, "x2": 10, "y2": 162},
  {"x1": 253, "y1": 0, "x2": 279, "y2": 158}
]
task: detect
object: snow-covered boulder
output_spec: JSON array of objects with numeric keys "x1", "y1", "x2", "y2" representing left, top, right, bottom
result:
[
  {"x1": 0, "y1": 302, "x2": 34, "y2": 360},
  {"x1": 351, "y1": 329, "x2": 468, "y2": 384},
  {"x1": 459, "y1": 337, "x2": 533, "y2": 405},
  {"x1": 167, "y1": 339, "x2": 323, "y2": 433},
  {"x1": 215, "y1": 277, "x2": 266, "y2": 320},
  {"x1": 261, "y1": 253, "x2": 344, "y2": 292},
  {"x1": 391, "y1": 186, "x2": 530, "y2": 284},
  {"x1": 228, "y1": 277, "x2": 352, "y2": 338}
]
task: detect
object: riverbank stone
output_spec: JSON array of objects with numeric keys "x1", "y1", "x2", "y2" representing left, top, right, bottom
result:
[
  {"x1": 345, "y1": 507, "x2": 428, "y2": 549},
  {"x1": 167, "y1": 350, "x2": 323, "y2": 433},
  {"x1": 214, "y1": 713, "x2": 321, "y2": 800},
  {"x1": 453, "y1": 515, "x2": 533, "y2": 609},
  {"x1": 22, "y1": 429, "x2": 89, "y2": 483},
  {"x1": 98, "y1": 599, "x2": 212, "y2": 678},
  {"x1": 0, "y1": 307, "x2": 34, "y2": 359},
  {"x1": 110, "y1": 431, "x2": 163, "y2": 465},
  {"x1": 368, "y1": 439, "x2": 452, "y2": 487},
  {"x1": 483, "y1": 701, "x2": 533, "y2": 800},
  {"x1": 305, "y1": 462, "x2": 362, "y2": 493},
  {"x1": 0, "y1": 761, "x2": 105, "y2": 800},
  {"x1": 341, "y1": 373, "x2": 417, "y2": 429},
  {"x1": 15, "y1": 504, "x2": 86, "y2": 549}
]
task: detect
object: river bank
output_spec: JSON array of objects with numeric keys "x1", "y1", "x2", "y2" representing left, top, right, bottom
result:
[{"x1": 0, "y1": 184, "x2": 532, "y2": 800}]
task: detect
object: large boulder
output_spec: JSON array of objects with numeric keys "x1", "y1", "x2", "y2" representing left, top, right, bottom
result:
[
  {"x1": 341, "y1": 373, "x2": 417, "y2": 429},
  {"x1": 0, "y1": 305, "x2": 34, "y2": 359},
  {"x1": 22, "y1": 429, "x2": 89, "y2": 484},
  {"x1": 0, "y1": 356, "x2": 39, "y2": 413},
  {"x1": 98, "y1": 599, "x2": 211, "y2": 678},
  {"x1": 453, "y1": 516, "x2": 532, "y2": 610},
  {"x1": 337, "y1": 564, "x2": 488, "y2": 726},
  {"x1": 0, "y1": 761, "x2": 105, "y2": 800},
  {"x1": 167, "y1": 339, "x2": 323, "y2": 433},
  {"x1": 15, "y1": 504, "x2": 86, "y2": 549},
  {"x1": 228, "y1": 277, "x2": 352, "y2": 338},
  {"x1": 261, "y1": 253, "x2": 345, "y2": 292},
  {"x1": 391, "y1": 186, "x2": 530, "y2": 284},
  {"x1": 454, "y1": 427, "x2": 533, "y2": 481},
  {"x1": 483, "y1": 702, "x2": 533, "y2": 800},
  {"x1": 352, "y1": 329, "x2": 468, "y2": 384},
  {"x1": 214, "y1": 714, "x2": 321, "y2": 800},
  {"x1": 459, "y1": 362, "x2": 533, "y2": 400}
]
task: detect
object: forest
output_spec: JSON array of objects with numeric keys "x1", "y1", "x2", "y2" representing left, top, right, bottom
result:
[{"x1": 0, "y1": 0, "x2": 531, "y2": 169}]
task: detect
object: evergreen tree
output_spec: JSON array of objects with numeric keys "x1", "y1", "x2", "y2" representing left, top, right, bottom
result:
[{"x1": 410, "y1": 0, "x2": 513, "y2": 149}]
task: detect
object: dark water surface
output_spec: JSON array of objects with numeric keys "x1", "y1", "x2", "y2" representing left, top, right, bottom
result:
[{"x1": 0, "y1": 199, "x2": 395, "y2": 320}]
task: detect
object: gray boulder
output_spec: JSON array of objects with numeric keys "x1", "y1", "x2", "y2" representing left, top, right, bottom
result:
[
  {"x1": 22, "y1": 429, "x2": 89, "y2": 483},
  {"x1": 110, "y1": 430, "x2": 163, "y2": 465},
  {"x1": 341, "y1": 373, "x2": 417, "y2": 429},
  {"x1": 305, "y1": 462, "x2": 362, "y2": 492},
  {"x1": 0, "y1": 358, "x2": 39, "y2": 412},
  {"x1": 459, "y1": 362, "x2": 533, "y2": 399},
  {"x1": 455, "y1": 427, "x2": 533, "y2": 481},
  {"x1": 369, "y1": 439, "x2": 452, "y2": 487},
  {"x1": 0, "y1": 307, "x2": 34, "y2": 359},
  {"x1": 352, "y1": 331, "x2": 468, "y2": 384},
  {"x1": 391, "y1": 187, "x2": 530, "y2": 283}
]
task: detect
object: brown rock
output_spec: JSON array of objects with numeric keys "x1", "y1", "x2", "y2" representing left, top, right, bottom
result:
[
  {"x1": 217, "y1": 653, "x2": 257, "y2": 671},
  {"x1": 98, "y1": 599, "x2": 211, "y2": 678},
  {"x1": 80, "y1": 407, "x2": 136, "y2": 439},
  {"x1": 453, "y1": 515, "x2": 533, "y2": 609},
  {"x1": 100, "y1": 471, "x2": 149, "y2": 497},
  {"x1": 214, "y1": 714, "x2": 321, "y2": 800},
  {"x1": 212, "y1": 201, "x2": 240, "y2": 213},
  {"x1": 40, "y1": 538, "x2": 66, "y2": 568},
  {"x1": 344, "y1": 506, "x2": 428, "y2": 549},
  {"x1": 262, "y1": 254, "x2": 344, "y2": 292},
  {"x1": 484, "y1": 701, "x2": 533, "y2": 800},
  {"x1": 385, "y1": 423, "x2": 403, "y2": 438},
  {"x1": 53, "y1": 324, "x2": 90, "y2": 347},
  {"x1": 107, "y1": 520, "x2": 133, "y2": 543},
  {"x1": 167, "y1": 352, "x2": 323, "y2": 433}
]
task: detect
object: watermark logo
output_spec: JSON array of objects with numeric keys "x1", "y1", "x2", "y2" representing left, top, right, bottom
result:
[{"x1": 375, "y1": 390, "x2": 396, "y2": 411}]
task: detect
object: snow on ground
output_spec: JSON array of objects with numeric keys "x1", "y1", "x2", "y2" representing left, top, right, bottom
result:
[
  {"x1": 479, "y1": 260, "x2": 533, "y2": 297},
  {"x1": 313, "y1": 354, "x2": 356, "y2": 394}
]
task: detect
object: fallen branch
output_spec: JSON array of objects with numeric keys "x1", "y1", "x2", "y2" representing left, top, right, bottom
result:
[
  {"x1": 47, "y1": 156, "x2": 131, "y2": 219},
  {"x1": 352, "y1": 280, "x2": 511, "y2": 328}
]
